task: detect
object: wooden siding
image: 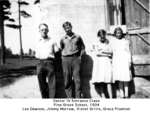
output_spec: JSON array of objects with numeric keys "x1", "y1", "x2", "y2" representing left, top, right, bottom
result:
[
  {"x1": 125, "y1": 0, "x2": 150, "y2": 29},
  {"x1": 125, "y1": 0, "x2": 150, "y2": 76}
]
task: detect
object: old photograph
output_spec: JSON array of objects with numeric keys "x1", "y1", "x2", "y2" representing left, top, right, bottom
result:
[{"x1": 0, "y1": 0, "x2": 150, "y2": 100}]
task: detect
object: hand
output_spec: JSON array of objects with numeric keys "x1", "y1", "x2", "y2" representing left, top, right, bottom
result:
[
  {"x1": 129, "y1": 62, "x2": 132, "y2": 68},
  {"x1": 96, "y1": 49, "x2": 104, "y2": 55}
]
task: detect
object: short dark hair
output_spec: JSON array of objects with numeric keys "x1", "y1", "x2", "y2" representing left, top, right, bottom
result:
[
  {"x1": 39, "y1": 23, "x2": 48, "y2": 29},
  {"x1": 62, "y1": 21, "x2": 72, "y2": 28},
  {"x1": 97, "y1": 29, "x2": 106, "y2": 37},
  {"x1": 114, "y1": 27, "x2": 123, "y2": 36}
]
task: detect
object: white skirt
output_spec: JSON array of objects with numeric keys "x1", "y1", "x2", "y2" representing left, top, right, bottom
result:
[
  {"x1": 91, "y1": 56, "x2": 113, "y2": 83},
  {"x1": 112, "y1": 57, "x2": 132, "y2": 82}
]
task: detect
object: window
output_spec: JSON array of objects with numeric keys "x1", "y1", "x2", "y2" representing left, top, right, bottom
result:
[{"x1": 107, "y1": 0, "x2": 126, "y2": 25}]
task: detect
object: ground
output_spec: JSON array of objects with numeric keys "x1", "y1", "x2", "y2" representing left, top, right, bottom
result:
[
  {"x1": 0, "y1": 75, "x2": 41, "y2": 98},
  {"x1": 0, "y1": 75, "x2": 150, "y2": 98},
  {"x1": 0, "y1": 58, "x2": 150, "y2": 98}
]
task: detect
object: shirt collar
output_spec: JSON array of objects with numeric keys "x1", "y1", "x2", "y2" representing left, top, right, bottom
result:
[
  {"x1": 65, "y1": 33, "x2": 76, "y2": 39},
  {"x1": 39, "y1": 36, "x2": 51, "y2": 41}
]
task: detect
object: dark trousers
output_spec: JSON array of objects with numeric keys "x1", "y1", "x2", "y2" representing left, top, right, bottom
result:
[
  {"x1": 37, "y1": 60, "x2": 55, "y2": 98},
  {"x1": 62, "y1": 56, "x2": 81, "y2": 98}
]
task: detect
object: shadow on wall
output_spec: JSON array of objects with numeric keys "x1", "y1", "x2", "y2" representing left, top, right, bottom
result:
[
  {"x1": 80, "y1": 53, "x2": 94, "y2": 98},
  {"x1": 55, "y1": 52, "x2": 135, "y2": 98},
  {"x1": 54, "y1": 51, "x2": 94, "y2": 98},
  {"x1": 55, "y1": 52, "x2": 94, "y2": 98},
  {"x1": 54, "y1": 51, "x2": 67, "y2": 98},
  {"x1": 129, "y1": 63, "x2": 136, "y2": 96},
  {"x1": 80, "y1": 55, "x2": 136, "y2": 98}
]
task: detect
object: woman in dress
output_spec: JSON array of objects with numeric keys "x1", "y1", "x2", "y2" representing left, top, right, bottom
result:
[
  {"x1": 112, "y1": 27, "x2": 132, "y2": 98},
  {"x1": 91, "y1": 29, "x2": 113, "y2": 98}
]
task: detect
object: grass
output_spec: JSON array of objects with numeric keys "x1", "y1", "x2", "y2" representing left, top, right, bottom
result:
[
  {"x1": 0, "y1": 58, "x2": 38, "y2": 71},
  {"x1": 0, "y1": 57, "x2": 38, "y2": 79}
]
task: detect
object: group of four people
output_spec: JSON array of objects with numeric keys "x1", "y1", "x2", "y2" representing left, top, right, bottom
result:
[{"x1": 35, "y1": 21, "x2": 132, "y2": 99}]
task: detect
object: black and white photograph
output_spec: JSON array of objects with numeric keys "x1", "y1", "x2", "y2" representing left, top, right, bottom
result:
[{"x1": 0, "y1": 0, "x2": 150, "y2": 113}]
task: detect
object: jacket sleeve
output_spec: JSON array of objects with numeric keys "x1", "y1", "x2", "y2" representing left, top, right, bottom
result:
[
  {"x1": 79, "y1": 36, "x2": 85, "y2": 56},
  {"x1": 60, "y1": 38, "x2": 64, "y2": 50}
]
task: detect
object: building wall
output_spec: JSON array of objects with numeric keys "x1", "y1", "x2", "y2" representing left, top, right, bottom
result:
[
  {"x1": 125, "y1": 0, "x2": 150, "y2": 29},
  {"x1": 39, "y1": 0, "x2": 150, "y2": 97},
  {"x1": 125, "y1": 0, "x2": 150, "y2": 76},
  {"x1": 40, "y1": 0, "x2": 108, "y2": 49},
  {"x1": 39, "y1": 0, "x2": 109, "y2": 97}
]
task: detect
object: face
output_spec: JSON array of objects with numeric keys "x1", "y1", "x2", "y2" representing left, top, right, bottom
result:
[
  {"x1": 39, "y1": 25, "x2": 49, "y2": 38},
  {"x1": 63, "y1": 24, "x2": 72, "y2": 34},
  {"x1": 99, "y1": 32, "x2": 106, "y2": 42},
  {"x1": 115, "y1": 29, "x2": 123, "y2": 39}
]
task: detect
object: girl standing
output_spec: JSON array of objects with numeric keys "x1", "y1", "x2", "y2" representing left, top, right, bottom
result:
[
  {"x1": 91, "y1": 29, "x2": 113, "y2": 98},
  {"x1": 112, "y1": 27, "x2": 132, "y2": 98}
]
